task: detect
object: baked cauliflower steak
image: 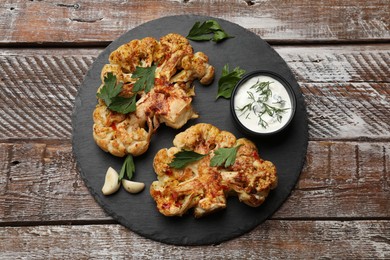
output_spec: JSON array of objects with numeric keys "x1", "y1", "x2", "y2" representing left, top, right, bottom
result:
[
  {"x1": 93, "y1": 34, "x2": 215, "y2": 157},
  {"x1": 150, "y1": 123, "x2": 278, "y2": 218}
]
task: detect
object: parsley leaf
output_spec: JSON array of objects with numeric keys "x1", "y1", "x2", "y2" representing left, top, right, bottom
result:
[
  {"x1": 186, "y1": 21, "x2": 214, "y2": 41},
  {"x1": 96, "y1": 72, "x2": 145, "y2": 114},
  {"x1": 210, "y1": 145, "x2": 242, "y2": 168},
  {"x1": 169, "y1": 150, "x2": 208, "y2": 169},
  {"x1": 216, "y1": 64, "x2": 246, "y2": 99},
  {"x1": 97, "y1": 72, "x2": 123, "y2": 107},
  {"x1": 131, "y1": 65, "x2": 157, "y2": 93},
  {"x1": 212, "y1": 30, "x2": 232, "y2": 42},
  {"x1": 97, "y1": 72, "x2": 149, "y2": 114},
  {"x1": 118, "y1": 155, "x2": 135, "y2": 182},
  {"x1": 187, "y1": 20, "x2": 233, "y2": 43},
  {"x1": 109, "y1": 95, "x2": 137, "y2": 114},
  {"x1": 168, "y1": 145, "x2": 242, "y2": 169}
]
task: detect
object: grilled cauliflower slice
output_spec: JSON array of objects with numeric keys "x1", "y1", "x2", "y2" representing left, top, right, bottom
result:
[
  {"x1": 92, "y1": 34, "x2": 215, "y2": 157},
  {"x1": 150, "y1": 123, "x2": 278, "y2": 218}
]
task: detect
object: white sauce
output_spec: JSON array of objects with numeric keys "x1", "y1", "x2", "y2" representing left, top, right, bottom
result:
[{"x1": 234, "y1": 75, "x2": 293, "y2": 134}]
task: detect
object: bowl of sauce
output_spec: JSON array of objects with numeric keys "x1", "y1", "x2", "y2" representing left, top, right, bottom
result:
[{"x1": 231, "y1": 70, "x2": 296, "y2": 136}]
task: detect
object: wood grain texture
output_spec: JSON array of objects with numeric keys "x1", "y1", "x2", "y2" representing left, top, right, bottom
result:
[
  {"x1": 1, "y1": 0, "x2": 389, "y2": 257},
  {"x1": 0, "y1": 143, "x2": 108, "y2": 223},
  {"x1": 275, "y1": 141, "x2": 390, "y2": 219},
  {"x1": 277, "y1": 44, "x2": 390, "y2": 83},
  {"x1": 1, "y1": 0, "x2": 389, "y2": 45},
  {"x1": 1, "y1": 45, "x2": 389, "y2": 141},
  {"x1": 0, "y1": 221, "x2": 389, "y2": 259},
  {"x1": 0, "y1": 51, "x2": 95, "y2": 141},
  {"x1": 0, "y1": 141, "x2": 388, "y2": 223}
]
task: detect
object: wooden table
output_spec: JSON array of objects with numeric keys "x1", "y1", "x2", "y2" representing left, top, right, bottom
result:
[{"x1": 1, "y1": 1, "x2": 389, "y2": 258}]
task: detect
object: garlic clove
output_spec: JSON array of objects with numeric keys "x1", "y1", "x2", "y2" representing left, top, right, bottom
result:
[
  {"x1": 102, "y1": 167, "x2": 121, "y2": 195},
  {"x1": 122, "y1": 179, "x2": 145, "y2": 194}
]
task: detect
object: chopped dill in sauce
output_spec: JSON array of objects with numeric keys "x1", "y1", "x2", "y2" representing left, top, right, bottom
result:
[{"x1": 234, "y1": 75, "x2": 292, "y2": 133}]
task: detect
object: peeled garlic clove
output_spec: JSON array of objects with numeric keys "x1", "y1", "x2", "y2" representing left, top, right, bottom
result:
[
  {"x1": 122, "y1": 179, "x2": 145, "y2": 194},
  {"x1": 102, "y1": 167, "x2": 121, "y2": 195}
]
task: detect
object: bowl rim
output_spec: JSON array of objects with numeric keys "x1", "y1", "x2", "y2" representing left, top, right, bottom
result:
[{"x1": 230, "y1": 70, "x2": 297, "y2": 136}]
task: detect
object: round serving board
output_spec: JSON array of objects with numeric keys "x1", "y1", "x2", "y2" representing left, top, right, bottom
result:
[{"x1": 72, "y1": 15, "x2": 308, "y2": 245}]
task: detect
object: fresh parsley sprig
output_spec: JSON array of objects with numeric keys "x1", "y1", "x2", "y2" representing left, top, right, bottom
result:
[
  {"x1": 118, "y1": 154, "x2": 136, "y2": 182},
  {"x1": 97, "y1": 72, "x2": 123, "y2": 107},
  {"x1": 131, "y1": 65, "x2": 157, "y2": 93},
  {"x1": 187, "y1": 20, "x2": 233, "y2": 43},
  {"x1": 97, "y1": 73, "x2": 137, "y2": 114},
  {"x1": 108, "y1": 95, "x2": 137, "y2": 114},
  {"x1": 97, "y1": 65, "x2": 156, "y2": 114},
  {"x1": 168, "y1": 151, "x2": 207, "y2": 169},
  {"x1": 169, "y1": 145, "x2": 242, "y2": 169},
  {"x1": 210, "y1": 145, "x2": 242, "y2": 168},
  {"x1": 216, "y1": 64, "x2": 246, "y2": 99}
]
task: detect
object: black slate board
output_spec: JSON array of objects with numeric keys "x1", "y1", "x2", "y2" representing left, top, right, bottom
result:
[{"x1": 72, "y1": 15, "x2": 308, "y2": 246}]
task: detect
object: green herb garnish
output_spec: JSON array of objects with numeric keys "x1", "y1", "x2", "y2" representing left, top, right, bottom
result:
[
  {"x1": 97, "y1": 72, "x2": 137, "y2": 114},
  {"x1": 131, "y1": 65, "x2": 157, "y2": 93},
  {"x1": 168, "y1": 150, "x2": 208, "y2": 169},
  {"x1": 97, "y1": 66, "x2": 156, "y2": 114},
  {"x1": 216, "y1": 64, "x2": 246, "y2": 99},
  {"x1": 169, "y1": 145, "x2": 241, "y2": 169},
  {"x1": 97, "y1": 72, "x2": 123, "y2": 107},
  {"x1": 210, "y1": 145, "x2": 242, "y2": 168},
  {"x1": 250, "y1": 81, "x2": 273, "y2": 102},
  {"x1": 187, "y1": 20, "x2": 233, "y2": 43},
  {"x1": 118, "y1": 155, "x2": 135, "y2": 182},
  {"x1": 108, "y1": 95, "x2": 137, "y2": 114}
]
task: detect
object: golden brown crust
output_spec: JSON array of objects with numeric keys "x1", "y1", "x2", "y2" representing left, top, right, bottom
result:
[
  {"x1": 92, "y1": 34, "x2": 215, "y2": 157},
  {"x1": 150, "y1": 123, "x2": 278, "y2": 217}
]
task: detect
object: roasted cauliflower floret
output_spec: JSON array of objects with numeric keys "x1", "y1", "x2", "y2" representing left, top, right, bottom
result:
[
  {"x1": 221, "y1": 138, "x2": 278, "y2": 207},
  {"x1": 171, "y1": 52, "x2": 215, "y2": 85},
  {"x1": 135, "y1": 82, "x2": 199, "y2": 130},
  {"x1": 150, "y1": 123, "x2": 278, "y2": 218},
  {"x1": 93, "y1": 34, "x2": 215, "y2": 157},
  {"x1": 154, "y1": 33, "x2": 193, "y2": 64},
  {"x1": 92, "y1": 104, "x2": 153, "y2": 157},
  {"x1": 109, "y1": 37, "x2": 157, "y2": 72},
  {"x1": 173, "y1": 123, "x2": 236, "y2": 154}
]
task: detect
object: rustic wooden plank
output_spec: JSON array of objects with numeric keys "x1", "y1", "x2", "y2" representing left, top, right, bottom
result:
[
  {"x1": 0, "y1": 51, "x2": 95, "y2": 141},
  {"x1": 0, "y1": 141, "x2": 388, "y2": 223},
  {"x1": 1, "y1": 0, "x2": 389, "y2": 45},
  {"x1": 274, "y1": 141, "x2": 390, "y2": 218},
  {"x1": 0, "y1": 45, "x2": 389, "y2": 141},
  {"x1": 301, "y1": 82, "x2": 390, "y2": 140},
  {"x1": 0, "y1": 221, "x2": 388, "y2": 258},
  {"x1": 0, "y1": 143, "x2": 108, "y2": 223},
  {"x1": 277, "y1": 44, "x2": 390, "y2": 83}
]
